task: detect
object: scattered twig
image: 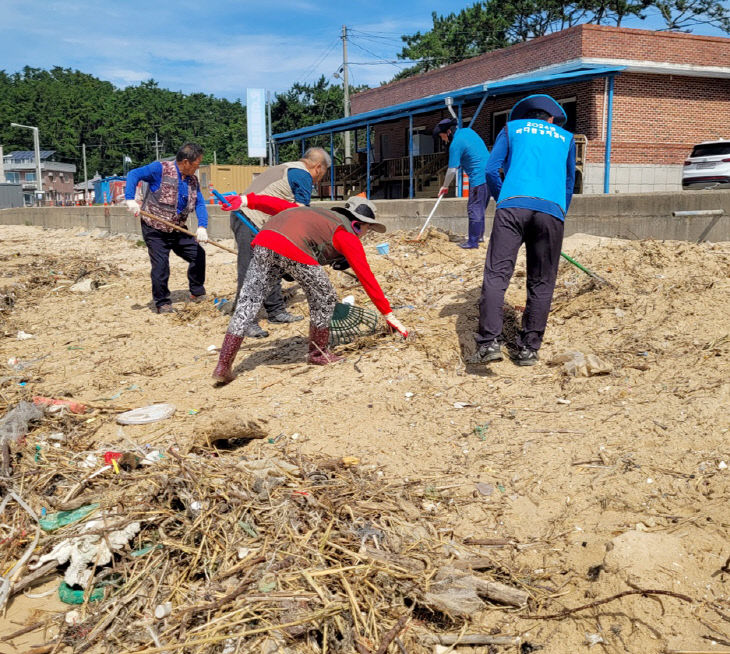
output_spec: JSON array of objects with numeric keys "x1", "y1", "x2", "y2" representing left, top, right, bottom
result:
[{"x1": 524, "y1": 589, "x2": 693, "y2": 619}]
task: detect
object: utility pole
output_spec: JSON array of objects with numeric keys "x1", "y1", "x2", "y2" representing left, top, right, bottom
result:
[
  {"x1": 213, "y1": 151, "x2": 217, "y2": 165},
  {"x1": 0, "y1": 146, "x2": 5, "y2": 183},
  {"x1": 341, "y1": 25, "x2": 351, "y2": 163},
  {"x1": 82, "y1": 143, "x2": 88, "y2": 205},
  {"x1": 10, "y1": 123, "x2": 43, "y2": 201},
  {"x1": 154, "y1": 132, "x2": 160, "y2": 160}
]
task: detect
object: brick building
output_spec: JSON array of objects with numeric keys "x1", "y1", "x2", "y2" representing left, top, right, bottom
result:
[
  {"x1": 1, "y1": 150, "x2": 76, "y2": 206},
  {"x1": 273, "y1": 24, "x2": 730, "y2": 197}
]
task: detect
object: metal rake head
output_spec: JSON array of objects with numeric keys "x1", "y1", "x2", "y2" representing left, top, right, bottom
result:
[{"x1": 329, "y1": 302, "x2": 380, "y2": 346}]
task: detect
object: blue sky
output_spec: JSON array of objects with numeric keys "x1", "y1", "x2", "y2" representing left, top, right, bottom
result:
[{"x1": 1, "y1": 0, "x2": 727, "y2": 101}]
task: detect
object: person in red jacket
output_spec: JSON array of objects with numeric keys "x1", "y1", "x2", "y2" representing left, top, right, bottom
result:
[{"x1": 212, "y1": 194, "x2": 409, "y2": 384}]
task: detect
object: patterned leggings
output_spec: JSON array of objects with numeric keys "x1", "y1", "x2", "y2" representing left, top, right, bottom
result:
[{"x1": 228, "y1": 246, "x2": 338, "y2": 337}]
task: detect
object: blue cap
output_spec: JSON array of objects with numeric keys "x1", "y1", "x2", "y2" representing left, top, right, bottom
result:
[{"x1": 509, "y1": 94, "x2": 567, "y2": 126}]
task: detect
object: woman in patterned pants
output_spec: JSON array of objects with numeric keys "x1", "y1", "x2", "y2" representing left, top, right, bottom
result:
[{"x1": 212, "y1": 194, "x2": 409, "y2": 385}]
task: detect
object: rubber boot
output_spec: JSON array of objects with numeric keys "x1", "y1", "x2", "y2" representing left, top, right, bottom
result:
[
  {"x1": 307, "y1": 325, "x2": 344, "y2": 365},
  {"x1": 212, "y1": 332, "x2": 244, "y2": 384}
]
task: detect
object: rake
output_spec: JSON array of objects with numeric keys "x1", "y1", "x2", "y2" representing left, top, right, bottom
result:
[{"x1": 329, "y1": 302, "x2": 380, "y2": 346}]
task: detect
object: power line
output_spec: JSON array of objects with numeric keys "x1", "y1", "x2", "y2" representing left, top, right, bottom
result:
[{"x1": 299, "y1": 38, "x2": 341, "y2": 85}]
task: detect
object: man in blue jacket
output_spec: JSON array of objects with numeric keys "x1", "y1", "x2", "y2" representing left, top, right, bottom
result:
[
  {"x1": 125, "y1": 143, "x2": 208, "y2": 314},
  {"x1": 473, "y1": 95, "x2": 576, "y2": 366},
  {"x1": 434, "y1": 118, "x2": 491, "y2": 249}
]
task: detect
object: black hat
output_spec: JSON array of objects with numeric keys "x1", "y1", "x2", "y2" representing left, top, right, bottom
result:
[
  {"x1": 432, "y1": 117, "x2": 457, "y2": 139},
  {"x1": 333, "y1": 195, "x2": 386, "y2": 233},
  {"x1": 509, "y1": 94, "x2": 567, "y2": 126}
]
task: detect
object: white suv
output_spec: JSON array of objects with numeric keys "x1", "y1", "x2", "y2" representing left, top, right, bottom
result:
[{"x1": 682, "y1": 139, "x2": 730, "y2": 190}]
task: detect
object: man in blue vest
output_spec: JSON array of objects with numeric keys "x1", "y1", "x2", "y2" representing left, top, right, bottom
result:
[
  {"x1": 125, "y1": 143, "x2": 208, "y2": 314},
  {"x1": 434, "y1": 118, "x2": 490, "y2": 249},
  {"x1": 473, "y1": 94, "x2": 576, "y2": 366}
]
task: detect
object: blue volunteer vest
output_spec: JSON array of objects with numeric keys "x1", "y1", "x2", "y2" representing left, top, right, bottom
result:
[{"x1": 499, "y1": 119, "x2": 573, "y2": 218}]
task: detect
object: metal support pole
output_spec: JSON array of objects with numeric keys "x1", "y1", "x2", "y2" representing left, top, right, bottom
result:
[
  {"x1": 408, "y1": 114, "x2": 414, "y2": 199},
  {"x1": 342, "y1": 25, "x2": 351, "y2": 163},
  {"x1": 456, "y1": 104, "x2": 463, "y2": 198},
  {"x1": 274, "y1": 142, "x2": 280, "y2": 165},
  {"x1": 330, "y1": 132, "x2": 335, "y2": 201},
  {"x1": 603, "y1": 75, "x2": 615, "y2": 194},
  {"x1": 366, "y1": 124, "x2": 371, "y2": 199},
  {"x1": 82, "y1": 143, "x2": 88, "y2": 205},
  {"x1": 301, "y1": 140, "x2": 306, "y2": 157},
  {"x1": 469, "y1": 91, "x2": 489, "y2": 128}
]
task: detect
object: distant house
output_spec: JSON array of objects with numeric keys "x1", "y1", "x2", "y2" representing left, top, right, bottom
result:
[{"x1": 2, "y1": 150, "x2": 76, "y2": 206}]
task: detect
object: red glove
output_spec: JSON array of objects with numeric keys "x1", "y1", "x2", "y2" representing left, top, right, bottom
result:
[
  {"x1": 437, "y1": 186, "x2": 449, "y2": 198},
  {"x1": 220, "y1": 194, "x2": 247, "y2": 212},
  {"x1": 384, "y1": 312, "x2": 409, "y2": 339}
]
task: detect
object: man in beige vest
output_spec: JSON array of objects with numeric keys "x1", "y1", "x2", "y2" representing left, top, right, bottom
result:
[{"x1": 227, "y1": 147, "x2": 330, "y2": 337}]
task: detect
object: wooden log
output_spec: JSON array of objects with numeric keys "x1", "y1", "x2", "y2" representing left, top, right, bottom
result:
[
  {"x1": 426, "y1": 634, "x2": 522, "y2": 646},
  {"x1": 473, "y1": 577, "x2": 529, "y2": 607}
]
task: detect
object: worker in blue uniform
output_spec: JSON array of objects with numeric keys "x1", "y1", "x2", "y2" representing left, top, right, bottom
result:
[
  {"x1": 473, "y1": 94, "x2": 576, "y2": 366},
  {"x1": 434, "y1": 118, "x2": 491, "y2": 249}
]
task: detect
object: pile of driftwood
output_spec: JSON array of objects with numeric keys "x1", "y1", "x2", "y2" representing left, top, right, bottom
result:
[{"x1": 1, "y1": 414, "x2": 532, "y2": 653}]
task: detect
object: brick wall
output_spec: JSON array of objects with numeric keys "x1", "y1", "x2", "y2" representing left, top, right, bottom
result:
[
  {"x1": 581, "y1": 25, "x2": 728, "y2": 68},
  {"x1": 590, "y1": 73, "x2": 730, "y2": 165},
  {"x1": 351, "y1": 24, "x2": 730, "y2": 115}
]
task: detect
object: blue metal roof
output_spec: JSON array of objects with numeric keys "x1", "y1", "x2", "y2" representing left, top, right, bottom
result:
[{"x1": 273, "y1": 64, "x2": 624, "y2": 142}]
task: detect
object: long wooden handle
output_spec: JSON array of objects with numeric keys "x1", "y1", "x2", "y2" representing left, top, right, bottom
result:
[
  {"x1": 417, "y1": 194, "x2": 444, "y2": 239},
  {"x1": 139, "y1": 210, "x2": 237, "y2": 255}
]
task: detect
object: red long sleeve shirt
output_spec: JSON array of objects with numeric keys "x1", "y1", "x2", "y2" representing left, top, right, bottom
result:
[{"x1": 244, "y1": 193, "x2": 391, "y2": 315}]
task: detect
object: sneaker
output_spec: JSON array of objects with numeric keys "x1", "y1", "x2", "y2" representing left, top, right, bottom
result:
[
  {"x1": 157, "y1": 304, "x2": 175, "y2": 314},
  {"x1": 509, "y1": 346, "x2": 539, "y2": 366},
  {"x1": 469, "y1": 340, "x2": 503, "y2": 363},
  {"x1": 268, "y1": 311, "x2": 303, "y2": 323},
  {"x1": 243, "y1": 323, "x2": 269, "y2": 338},
  {"x1": 189, "y1": 293, "x2": 207, "y2": 303},
  {"x1": 458, "y1": 241, "x2": 479, "y2": 249}
]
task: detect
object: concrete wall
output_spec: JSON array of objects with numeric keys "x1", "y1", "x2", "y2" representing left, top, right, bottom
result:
[
  {"x1": 583, "y1": 163, "x2": 684, "y2": 194},
  {"x1": 1, "y1": 190, "x2": 728, "y2": 243}
]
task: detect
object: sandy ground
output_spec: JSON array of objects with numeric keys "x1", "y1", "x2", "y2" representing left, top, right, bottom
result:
[{"x1": 1, "y1": 223, "x2": 729, "y2": 653}]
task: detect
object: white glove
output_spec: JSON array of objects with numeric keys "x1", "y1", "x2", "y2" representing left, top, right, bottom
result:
[
  {"x1": 383, "y1": 312, "x2": 409, "y2": 339},
  {"x1": 196, "y1": 227, "x2": 208, "y2": 243},
  {"x1": 125, "y1": 199, "x2": 140, "y2": 216}
]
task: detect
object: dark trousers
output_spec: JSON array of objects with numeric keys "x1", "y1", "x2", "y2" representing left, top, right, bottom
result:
[
  {"x1": 141, "y1": 221, "x2": 206, "y2": 308},
  {"x1": 230, "y1": 213, "x2": 284, "y2": 317},
  {"x1": 476, "y1": 207, "x2": 564, "y2": 351},
  {"x1": 465, "y1": 182, "x2": 491, "y2": 246}
]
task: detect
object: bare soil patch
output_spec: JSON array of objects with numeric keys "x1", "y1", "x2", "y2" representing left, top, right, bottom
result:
[{"x1": 1, "y1": 224, "x2": 729, "y2": 653}]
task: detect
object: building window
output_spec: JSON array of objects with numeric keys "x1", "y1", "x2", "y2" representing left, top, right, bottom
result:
[
  {"x1": 25, "y1": 172, "x2": 36, "y2": 182},
  {"x1": 491, "y1": 110, "x2": 510, "y2": 145},
  {"x1": 558, "y1": 97, "x2": 577, "y2": 133},
  {"x1": 6, "y1": 172, "x2": 20, "y2": 183}
]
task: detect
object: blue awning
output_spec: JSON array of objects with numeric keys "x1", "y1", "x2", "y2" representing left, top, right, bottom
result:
[{"x1": 273, "y1": 64, "x2": 624, "y2": 143}]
